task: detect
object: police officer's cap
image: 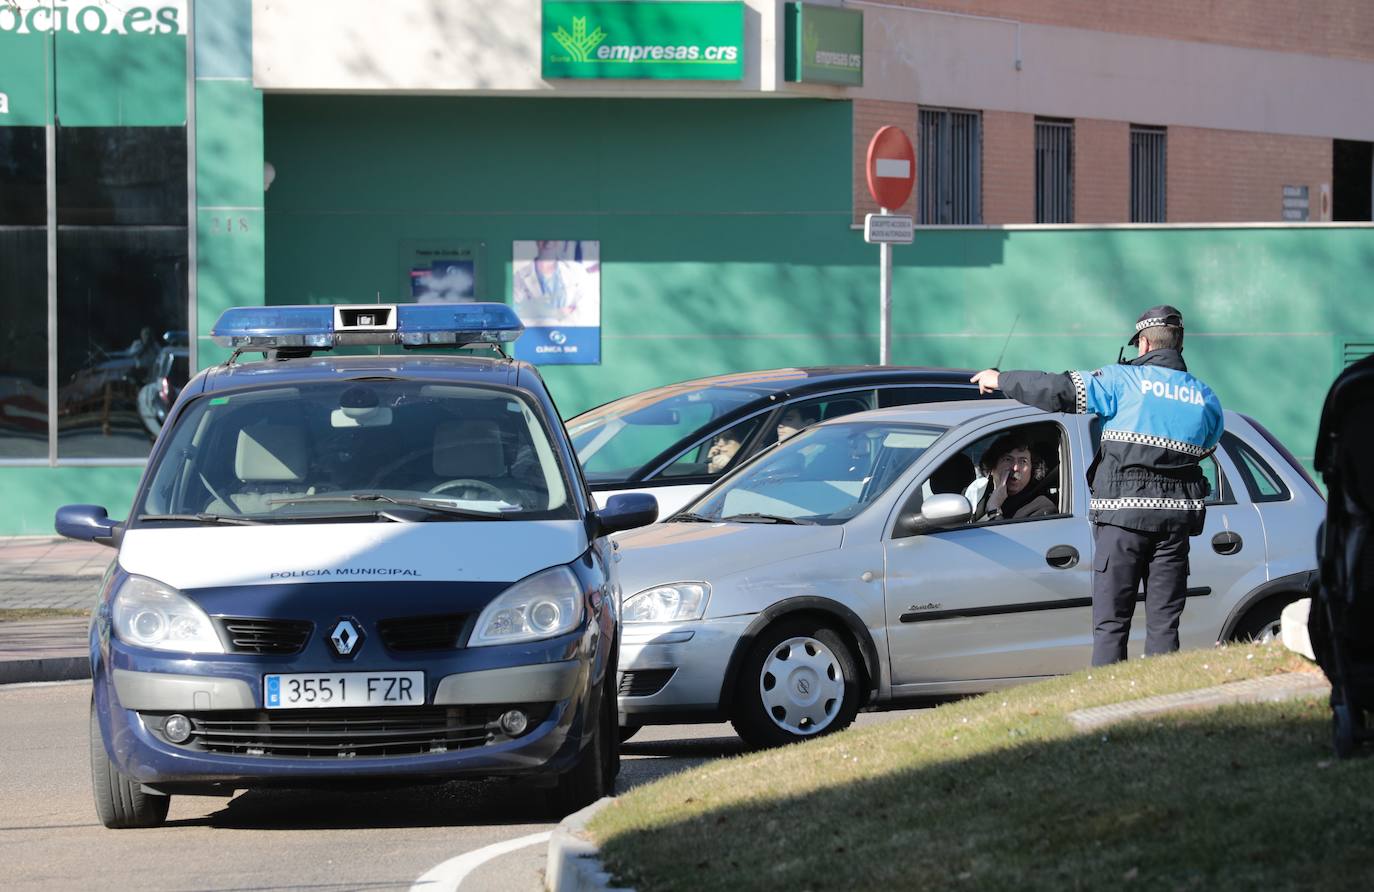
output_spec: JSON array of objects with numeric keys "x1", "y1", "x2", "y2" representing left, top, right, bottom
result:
[{"x1": 1128, "y1": 304, "x2": 1184, "y2": 346}]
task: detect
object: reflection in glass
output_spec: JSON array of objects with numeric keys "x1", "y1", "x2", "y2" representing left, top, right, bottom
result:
[
  {"x1": 0, "y1": 127, "x2": 49, "y2": 459},
  {"x1": 686, "y1": 421, "x2": 947, "y2": 525},
  {"x1": 56, "y1": 126, "x2": 188, "y2": 459}
]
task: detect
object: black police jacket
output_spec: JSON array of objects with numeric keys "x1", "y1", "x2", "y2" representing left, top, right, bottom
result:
[{"x1": 999, "y1": 349, "x2": 1224, "y2": 535}]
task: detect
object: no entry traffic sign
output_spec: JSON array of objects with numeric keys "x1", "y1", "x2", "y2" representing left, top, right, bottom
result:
[{"x1": 865, "y1": 125, "x2": 915, "y2": 210}]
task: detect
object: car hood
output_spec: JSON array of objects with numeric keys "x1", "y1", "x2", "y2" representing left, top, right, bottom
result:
[
  {"x1": 614, "y1": 521, "x2": 844, "y2": 599},
  {"x1": 118, "y1": 521, "x2": 588, "y2": 589}
]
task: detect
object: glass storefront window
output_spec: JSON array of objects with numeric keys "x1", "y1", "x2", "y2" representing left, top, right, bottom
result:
[
  {"x1": 56, "y1": 127, "x2": 188, "y2": 459},
  {"x1": 0, "y1": 127, "x2": 49, "y2": 460}
]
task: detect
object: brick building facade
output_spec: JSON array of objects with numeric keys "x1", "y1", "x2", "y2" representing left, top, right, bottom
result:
[{"x1": 850, "y1": 0, "x2": 1374, "y2": 225}]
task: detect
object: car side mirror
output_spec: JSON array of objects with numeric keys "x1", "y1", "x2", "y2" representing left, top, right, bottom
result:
[
  {"x1": 593, "y1": 493, "x2": 658, "y2": 536},
  {"x1": 899, "y1": 493, "x2": 973, "y2": 535},
  {"x1": 55, "y1": 504, "x2": 123, "y2": 548}
]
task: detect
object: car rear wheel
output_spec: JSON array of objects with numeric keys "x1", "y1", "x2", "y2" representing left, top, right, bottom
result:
[
  {"x1": 90, "y1": 705, "x2": 170, "y2": 829},
  {"x1": 730, "y1": 618, "x2": 861, "y2": 749},
  {"x1": 546, "y1": 670, "x2": 617, "y2": 817},
  {"x1": 1229, "y1": 594, "x2": 1298, "y2": 643}
]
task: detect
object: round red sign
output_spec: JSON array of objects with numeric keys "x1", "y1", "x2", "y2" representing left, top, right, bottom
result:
[{"x1": 865, "y1": 126, "x2": 916, "y2": 210}]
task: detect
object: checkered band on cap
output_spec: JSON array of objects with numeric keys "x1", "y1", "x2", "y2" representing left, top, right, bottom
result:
[
  {"x1": 1090, "y1": 496, "x2": 1206, "y2": 512},
  {"x1": 1134, "y1": 316, "x2": 1174, "y2": 333},
  {"x1": 1101, "y1": 429, "x2": 1208, "y2": 457},
  {"x1": 1067, "y1": 370, "x2": 1087, "y2": 414}
]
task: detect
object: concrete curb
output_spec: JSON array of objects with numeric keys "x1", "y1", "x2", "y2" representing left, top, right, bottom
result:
[
  {"x1": 1067, "y1": 672, "x2": 1330, "y2": 731},
  {"x1": 0, "y1": 656, "x2": 90, "y2": 685},
  {"x1": 545, "y1": 797, "x2": 633, "y2": 892}
]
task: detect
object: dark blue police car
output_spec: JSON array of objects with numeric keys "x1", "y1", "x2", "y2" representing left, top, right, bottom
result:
[{"x1": 58, "y1": 303, "x2": 655, "y2": 828}]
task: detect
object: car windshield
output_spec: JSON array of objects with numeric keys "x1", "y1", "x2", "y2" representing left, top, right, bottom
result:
[
  {"x1": 567, "y1": 384, "x2": 770, "y2": 483},
  {"x1": 683, "y1": 420, "x2": 947, "y2": 525},
  {"x1": 137, "y1": 381, "x2": 575, "y2": 522}
]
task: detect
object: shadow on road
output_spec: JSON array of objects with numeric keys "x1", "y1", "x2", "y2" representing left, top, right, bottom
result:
[{"x1": 175, "y1": 778, "x2": 556, "y2": 830}]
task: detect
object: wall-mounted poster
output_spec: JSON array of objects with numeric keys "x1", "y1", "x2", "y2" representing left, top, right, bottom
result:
[
  {"x1": 512, "y1": 240, "x2": 601, "y2": 365},
  {"x1": 397, "y1": 240, "x2": 485, "y2": 303}
]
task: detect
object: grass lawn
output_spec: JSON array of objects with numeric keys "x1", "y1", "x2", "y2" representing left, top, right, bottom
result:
[
  {"x1": 592, "y1": 644, "x2": 1373, "y2": 890},
  {"x1": 0, "y1": 608, "x2": 90, "y2": 622}
]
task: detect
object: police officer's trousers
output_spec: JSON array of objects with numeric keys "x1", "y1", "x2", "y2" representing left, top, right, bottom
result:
[{"x1": 1091, "y1": 523, "x2": 1190, "y2": 667}]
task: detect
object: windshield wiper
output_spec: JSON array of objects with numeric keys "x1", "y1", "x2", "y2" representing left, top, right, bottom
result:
[
  {"x1": 669, "y1": 511, "x2": 718, "y2": 523},
  {"x1": 269, "y1": 492, "x2": 513, "y2": 520},
  {"x1": 719, "y1": 512, "x2": 815, "y2": 525},
  {"x1": 137, "y1": 513, "x2": 267, "y2": 526}
]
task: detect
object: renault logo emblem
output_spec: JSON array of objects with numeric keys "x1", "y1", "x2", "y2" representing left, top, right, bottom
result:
[{"x1": 329, "y1": 619, "x2": 363, "y2": 657}]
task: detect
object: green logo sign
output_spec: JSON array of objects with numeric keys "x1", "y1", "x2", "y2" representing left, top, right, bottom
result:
[
  {"x1": 784, "y1": 2, "x2": 863, "y2": 87},
  {"x1": 542, "y1": 1, "x2": 744, "y2": 81}
]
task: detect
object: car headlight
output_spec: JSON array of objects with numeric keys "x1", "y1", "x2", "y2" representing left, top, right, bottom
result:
[
  {"x1": 112, "y1": 575, "x2": 225, "y2": 654},
  {"x1": 470, "y1": 565, "x2": 586, "y2": 647},
  {"x1": 622, "y1": 583, "x2": 710, "y2": 624}
]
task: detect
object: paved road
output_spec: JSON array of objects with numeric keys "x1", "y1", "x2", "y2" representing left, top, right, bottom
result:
[{"x1": 2, "y1": 680, "x2": 907, "y2": 891}]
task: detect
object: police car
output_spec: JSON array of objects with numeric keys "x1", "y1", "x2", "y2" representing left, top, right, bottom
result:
[
  {"x1": 58, "y1": 304, "x2": 656, "y2": 828},
  {"x1": 613, "y1": 399, "x2": 1322, "y2": 747}
]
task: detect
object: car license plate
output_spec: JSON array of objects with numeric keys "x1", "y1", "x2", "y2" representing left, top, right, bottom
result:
[{"x1": 264, "y1": 672, "x2": 424, "y2": 709}]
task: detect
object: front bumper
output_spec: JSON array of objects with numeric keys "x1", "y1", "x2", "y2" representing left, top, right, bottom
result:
[
  {"x1": 94, "y1": 633, "x2": 594, "y2": 788},
  {"x1": 616, "y1": 615, "x2": 753, "y2": 722}
]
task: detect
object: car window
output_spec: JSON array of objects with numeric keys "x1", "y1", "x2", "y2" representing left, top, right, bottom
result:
[
  {"x1": 899, "y1": 422, "x2": 1067, "y2": 536},
  {"x1": 1200, "y1": 453, "x2": 1234, "y2": 505},
  {"x1": 568, "y1": 385, "x2": 760, "y2": 483},
  {"x1": 139, "y1": 381, "x2": 576, "y2": 521},
  {"x1": 754, "y1": 391, "x2": 876, "y2": 452},
  {"x1": 659, "y1": 416, "x2": 764, "y2": 480},
  {"x1": 1222, "y1": 431, "x2": 1290, "y2": 502},
  {"x1": 684, "y1": 420, "x2": 946, "y2": 525},
  {"x1": 876, "y1": 385, "x2": 978, "y2": 408}
]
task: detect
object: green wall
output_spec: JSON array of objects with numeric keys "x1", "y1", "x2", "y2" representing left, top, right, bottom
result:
[{"x1": 264, "y1": 95, "x2": 1374, "y2": 470}]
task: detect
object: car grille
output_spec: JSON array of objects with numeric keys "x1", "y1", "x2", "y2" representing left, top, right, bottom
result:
[
  {"x1": 147, "y1": 705, "x2": 552, "y2": 759},
  {"x1": 618, "y1": 669, "x2": 675, "y2": 697},
  {"x1": 215, "y1": 618, "x2": 313, "y2": 655},
  {"x1": 377, "y1": 614, "x2": 470, "y2": 652}
]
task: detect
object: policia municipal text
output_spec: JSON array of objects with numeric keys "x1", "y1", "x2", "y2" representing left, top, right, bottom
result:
[{"x1": 972, "y1": 306, "x2": 1224, "y2": 666}]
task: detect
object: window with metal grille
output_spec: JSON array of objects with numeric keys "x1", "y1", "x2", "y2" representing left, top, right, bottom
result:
[
  {"x1": 918, "y1": 109, "x2": 982, "y2": 224},
  {"x1": 1034, "y1": 118, "x2": 1074, "y2": 223},
  {"x1": 1131, "y1": 126, "x2": 1167, "y2": 223}
]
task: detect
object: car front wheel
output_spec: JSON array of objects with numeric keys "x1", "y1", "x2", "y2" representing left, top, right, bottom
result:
[
  {"x1": 90, "y1": 705, "x2": 170, "y2": 829},
  {"x1": 730, "y1": 617, "x2": 861, "y2": 749},
  {"x1": 545, "y1": 669, "x2": 617, "y2": 817}
]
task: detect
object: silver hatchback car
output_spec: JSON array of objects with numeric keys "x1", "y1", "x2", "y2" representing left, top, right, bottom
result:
[{"x1": 614, "y1": 400, "x2": 1323, "y2": 747}]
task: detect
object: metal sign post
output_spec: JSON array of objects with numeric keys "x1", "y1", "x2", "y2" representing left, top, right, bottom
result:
[{"x1": 864, "y1": 126, "x2": 916, "y2": 366}]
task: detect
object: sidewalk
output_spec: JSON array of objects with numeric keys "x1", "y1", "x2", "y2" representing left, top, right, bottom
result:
[{"x1": 0, "y1": 536, "x2": 109, "y2": 684}]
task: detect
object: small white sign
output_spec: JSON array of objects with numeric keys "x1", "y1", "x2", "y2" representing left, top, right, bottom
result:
[
  {"x1": 864, "y1": 213, "x2": 914, "y2": 244},
  {"x1": 875, "y1": 158, "x2": 911, "y2": 179}
]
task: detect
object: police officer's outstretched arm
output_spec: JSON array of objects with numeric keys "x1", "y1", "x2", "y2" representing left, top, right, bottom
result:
[{"x1": 978, "y1": 367, "x2": 1120, "y2": 420}]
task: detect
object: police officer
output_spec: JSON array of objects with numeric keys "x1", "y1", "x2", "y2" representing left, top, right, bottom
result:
[{"x1": 971, "y1": 306, "x2": 1224, "y2": 666}]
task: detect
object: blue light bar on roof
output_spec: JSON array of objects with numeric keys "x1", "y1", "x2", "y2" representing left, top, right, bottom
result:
[{"x1": 209, "y1": 303, "x2": 524, "y2": 350}]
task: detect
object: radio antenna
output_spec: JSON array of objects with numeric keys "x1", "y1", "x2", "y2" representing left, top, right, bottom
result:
[{"x1": 992, "y1": 312, "x2": 1021, "y2": 370}]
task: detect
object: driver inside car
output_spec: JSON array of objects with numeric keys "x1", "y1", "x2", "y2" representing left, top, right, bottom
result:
[{"x1": 976, "y1": 433, "x2": 1058, "y2": 521}]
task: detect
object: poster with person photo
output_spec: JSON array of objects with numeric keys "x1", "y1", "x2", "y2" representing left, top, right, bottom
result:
[{"x1": 511, "y1": 240, "x2": 600, "y2": 365}]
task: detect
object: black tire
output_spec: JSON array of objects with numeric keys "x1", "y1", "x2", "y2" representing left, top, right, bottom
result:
[
  {"x1": 546, "y1": 671, "x2": 616, "y2": 817},
  {"x1": 90, "y1": 705, "x2": 170, "y2": 829},
  {"x1": 617, "y1": 722, "x2": 642, "y2": 744},
  {"x1": 729, "y1": 617, "x2": 862, "y2": 749},
  {"x1": 1229, "y1": 594, "x2": 1297, "y2": 644}
]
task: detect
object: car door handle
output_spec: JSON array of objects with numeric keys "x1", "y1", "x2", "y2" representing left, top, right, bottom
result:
[
  {"x1": 1045, "y1": 545, "x2": 1079, "y2": 569},
  {"x1": 1212, "y1": 531, "x2": 1243, "y2": 556}
]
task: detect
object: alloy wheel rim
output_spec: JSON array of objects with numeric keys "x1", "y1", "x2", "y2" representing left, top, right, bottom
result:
[{"x1": 758, "y1": 635, "x2": 845, "y2": 736}]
